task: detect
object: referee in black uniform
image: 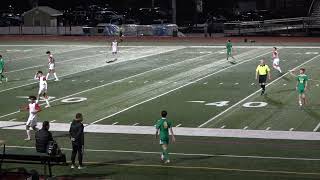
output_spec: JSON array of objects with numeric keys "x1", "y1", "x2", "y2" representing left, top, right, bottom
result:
[{"x1": 256, "y1": 59, "x2": 271, "y2": 95}]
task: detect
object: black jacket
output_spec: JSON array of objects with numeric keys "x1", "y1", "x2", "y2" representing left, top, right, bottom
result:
[
  {"x1": 69, "y1": 120, "x2": 84, "y2": 145},
  {"x1": 35, "y1": 128, "x2": 53, "y2": 153}
]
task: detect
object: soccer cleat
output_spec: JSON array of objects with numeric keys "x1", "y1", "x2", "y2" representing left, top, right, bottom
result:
[
  {"x1": 164, "y1": 160, "x2": 170, "y2": 164},
  {"x1": 71, "y1": 164, "x2": 75, "y2": 169},
  {"x1": 78, "y1": 165, "x2": 85, "y2": 170}
]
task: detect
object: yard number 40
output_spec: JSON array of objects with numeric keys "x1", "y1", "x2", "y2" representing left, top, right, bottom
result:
[{"x1": 204, "y1": 101, "x2": 268, "y2": 108}]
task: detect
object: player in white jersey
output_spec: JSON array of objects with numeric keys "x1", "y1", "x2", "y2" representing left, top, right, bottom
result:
[
  {"x1": 107, "y1": 39, "x2": 118, "y2": 63},
  {"x1": 272, "y1": 47, "x2": 282, "y2": 74},
  {"x1": 46, "y1": 51, "x2": 59, "y2": 81},
  {"x1": 34, "y1": 71, "x2": 50, "y2": 108},
  {"x1": 20, "y1": 96, "x2": 41, "y2": 141}
]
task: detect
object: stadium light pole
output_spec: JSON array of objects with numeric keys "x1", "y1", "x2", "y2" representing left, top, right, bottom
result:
[{"x1": 172, "y1": 0, "x2": 177, "y2": 24}]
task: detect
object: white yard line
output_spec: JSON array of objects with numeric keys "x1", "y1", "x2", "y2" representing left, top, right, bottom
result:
[
  {"x1": 1, "y1": 121, "x2": 320, "y2": 140},
  {"x1": 199, "y1": 54, "x2": 320, "y2": 128},
  {"x1": 132, "y1": 123, "x2": 139, "y2": 126},
  {"x1": 313, "y1": 122, "x2": 320, "y2": 132},
  {"x1": 5, "y1": 145, "x2": 320, "y2": 162},
  {"x1": 0, "y1": 48, "x2": 220, "y2": 119},
  {"x1": 0, "y1": 47, "x2": 182, "y2": 94},
  {"x1": 266, "y1": 127, "x2": 271, "y2": 131},
  {"x1": 90, "y1": 50, "x2": 272, "y2": 125},
  {"x1": 176, "y1": 124, "x2": 182, "y2": 127},
  {"x1": 50, "y1": 120, "x2": 56, "y2": 123},
  {"x1": 8, "y1": 118, "x2": 16, "y2": 122},
  {"x1": 290, "y1": 128, "x2": 295, "y2": 131},
  {"x1": 112, "y1": 122, "x2": 119, "y2": 125},
  {"x1": 243, "y1": 126, "x2": 248, "y2": 130}
]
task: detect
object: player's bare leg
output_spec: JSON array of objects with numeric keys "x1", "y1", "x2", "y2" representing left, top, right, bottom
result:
[
  {"x1": 273, "y1": 64, "x2": 282, "y2": 74},
  {"x1": 161, "y1": 144, "x2": 170, "y2": 163},
  {"x1": 43, "y1": 93, "x2": 50, "y2": 108},
  {"x1": 25, "y1": 125, "x2": 31, "y2": 141}
]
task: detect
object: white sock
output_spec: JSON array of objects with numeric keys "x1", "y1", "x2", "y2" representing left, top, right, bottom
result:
[
  {"x1": 45, "y1": 99, "x2": 50, "y2": 106},
  {"x1": 54, "y1": 73, "x2": 58, "y2": 80},
  {"x1": 26, "y1": 130, "x2": 31, "y2": 139},
  {"x1": 277, "y1": 67, "x2": 282, "y2": 73}
]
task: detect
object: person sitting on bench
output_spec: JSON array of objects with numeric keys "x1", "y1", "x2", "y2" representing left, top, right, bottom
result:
[{"x1": 35, "y1": 121, "x2": 53, "y2": 153}]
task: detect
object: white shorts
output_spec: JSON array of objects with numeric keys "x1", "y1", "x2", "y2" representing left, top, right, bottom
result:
[
  {"x1": 49, "y1": 63, "x2": 55, "y2": 70},
  {"x1": 112, "y1": 47, "x2": 118, "y2": 53},
  {"x1": 26, "y1": 116, "x2": 38, "y2": 127},
  {"x1": 38, "y1": 87, "x2": 47, "y2": 95},
  {"x1": 273, "y1": 58, "x2": 280, "y2": 66}
]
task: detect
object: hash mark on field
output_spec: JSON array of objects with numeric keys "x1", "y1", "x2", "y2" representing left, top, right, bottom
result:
[
  {"x1": 316, "y1": 84, "x2": 319, "y2": 87},
  {"x1": 251, "y1": 83, "x2": 255, "y2": 86},
  {"x1": 9, "y1": 119, "x2": 16, "y2": 122},
  {"x1": 100, "y1": 80, "x2": 104, "y2": 83},
  {"x1": 219, "y1": 82, "x2": 223, "y2": 85},
  {"x1": 72, "y1": 80, "x2": 76, "y2": 82},
  {"x1": 289, "y1": 128, "x2": 294, "y2": 131},
  {"x1": 50, "y1": 120, "x2": 56, "y2": 123},
  {"x1": 129, "y1": 81, "x2": 134, "y2": 83},
  {"x1": 313, "y1": 122, "x2": 320, "y2": 132},
  {"x1": 243, "y1": 126, "x2": 248, "y2": 130},
  {"x1": 144, "y1": 81, "x2": 149, "y2": 84},
  {"x1": 283, "y1": 84, "x2": 287, "y2": 86},
  {"x1": 203, "y1": 82, "x2": 208, "y2": 85},
  {"x1": 266, "y1": 127, "x2": 271, "y2": 131},
  {"x1": 221, "y1": 125, "x2": 226, "y2": 129},
  {"x1": 132, "y1": 123, "x2": 139, "y2": 126},
  {"x1": 234, "y1": 83, "x2": 239, "y2": 85},
  {"x1": 112, "y1": 122, "x2": 119, "y2": 125},
  {"x1": 158, "y1": 81, "x2": 163, "y2": 83},
  {"x1": 85, "y1": 80, "x2": 90, "y2": 82},
  {"x1": 176, "y1": 124, "x2": 182, "y2": 127}
]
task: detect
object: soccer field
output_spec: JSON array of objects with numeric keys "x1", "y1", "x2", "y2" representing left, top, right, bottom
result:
[{"x1": 0, "y1": 42, "x2": 320, "y2": 179}]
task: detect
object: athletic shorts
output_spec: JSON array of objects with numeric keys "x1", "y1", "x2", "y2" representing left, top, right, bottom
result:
[
  {"x1": 227, "y1": 50, "x2": 232, "y2": 56},
  {"x1": 49, "y1": 63, "x2": 55, "y2": 70},
  {"x1": 273, "y1": 58, "x2": 280, "y2": 66},
  {"x1": 159, "y1": 139, "x2": 169, "y2": 145},
  {"x1": 26, "y1": 116, "x2": 38, "y2": 127},
  {"x1": 38, "y1": 87, "x2": 47, "y2": 95},
  {"x1": 297, "y1": 87, "x2": 305, "y2": 94},
  {"x1": 259, "y1": 75, "x2": 267, "y2": 84}
]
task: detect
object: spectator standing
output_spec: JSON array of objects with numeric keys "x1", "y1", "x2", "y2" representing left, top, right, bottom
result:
[
  {"x1": 35, "y1": 121, "x2": 53, "y2": 153},
  {"x1": 69, "y1": 113, "x2": 85, "y2": 169}
]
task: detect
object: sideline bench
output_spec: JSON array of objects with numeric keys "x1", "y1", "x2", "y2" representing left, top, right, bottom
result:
[{"x1": 0, "y1": 144, "x2": 67, "y2": 177}]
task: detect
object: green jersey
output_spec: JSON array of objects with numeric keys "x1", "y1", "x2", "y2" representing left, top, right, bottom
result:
[
  {"x1": 297, "y1": 74, "x2": 308, "y2": 88},
  {"x1": 0, "y1": 58, "x2": 4, "y2": 70},
  {"x1": 226, "y1": 42, "x2": 232, "y2": 51},
  {"x1": 156, "y1": 118, "x2": 172, "y2": 140}
]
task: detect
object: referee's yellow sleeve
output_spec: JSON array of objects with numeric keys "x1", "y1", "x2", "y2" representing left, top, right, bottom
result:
[
  {"x1": 256, "y1": 66, "x2": 259, "y2": 72},
  {"x1": 266, "y1": 65, "x2": 270, "y2": 72}
]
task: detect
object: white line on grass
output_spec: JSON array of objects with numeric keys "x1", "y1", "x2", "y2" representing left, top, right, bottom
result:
[
  {"x1": 243, "y1": 126, "x2": 248, "y2": 130},
  {"x1": 132, "y1": 123, "x2": 139, "y2": 126},
  {"x1": 221, "y1": 125, "x2": 226, "y2": 129},
  {"x1": 6, "y1": 145, "x2": 320, "y2": 162},
  {"x1": 266, "y1": 127, "x2": 271, "y2": 131},
  {"x1": 290, "y1": 128, "x2": 294, "y2": 131},
  {"x1": 199, "y1": 54, "x2": 320, "y2": 128},
  {"x1": 112, "y1": 122, "x2": 119, "y2": 125},
  {"x1": 0, "y1": 49, "x2": 221, "y2": 119},
  {"x1": 313, "y1": 122, "x2": 320, "y2": 132},
  {"x1": 176, "y1": 124, "x2": 182, "y2": 127},
  {"x1": 9, "y1": 119, "x2": 16, "y2": 121},
  {"x1": 90, "y1": 50, "x2": 272, "y2": 125},
  {"x1": 0, "y1": 47, "x2": 182, "y2": 94},
  {"x1": 50, "y1": 120, "x2": 56, "y2": 123}
]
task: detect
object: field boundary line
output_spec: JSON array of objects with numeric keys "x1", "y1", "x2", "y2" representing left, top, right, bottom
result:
[
  {"x1": 2, "y1": 121, "x2": 320, "y2": 140},
  {"x1": 199, "y1": 54, "x2": 320, "y2": 128},
  {"x1": 0, "y1": 48, "x2": 223, "y2": 119},
  {"x1": 90, "y1": 49, "x2": 272, "y2": 125},
  {"x1": 5, "y1": 145, "x2": 320, "y2": 161},
  {"x1": 313, "y1": 122, "x2": 320, "y2": 132},
  {"x1": 0, "y1": 46, "x2": 183, "y2": 94}
]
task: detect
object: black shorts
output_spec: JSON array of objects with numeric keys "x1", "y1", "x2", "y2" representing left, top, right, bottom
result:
[{"x1": 259, "y1": 75, "x2": 267, "y2": 84}]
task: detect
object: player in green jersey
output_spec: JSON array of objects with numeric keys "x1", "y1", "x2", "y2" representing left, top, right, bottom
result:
[
  {"x1": 155, "y1": 110, "x2": 175, "y2": 164},
  {"x1": 226, "y1": 40, "x2": 236, "y2": 64},
  {"x1": 0, "y1": 55, "x2": 8, "y2": 83},
  {"x1": 290, "y1": 68, "x2": 308, "y2": 107}
]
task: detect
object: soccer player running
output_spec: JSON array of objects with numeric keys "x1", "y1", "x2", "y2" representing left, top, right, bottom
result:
[
  {"x1": 155, "y1": 110, "x2": 176, "y2": 164},
  {"x1": 20, "y1": 96, "x2": 41, "y2": 141},
  {"x1": 226, "y1": 40, "x2": 236, "y2": 64},
  {"x1": 107, "y1": 39, "x2": 119, "y2": 63},
  {"x1": 256, "y1": 59, "x2": 271, "y2": 95},
  {"x1": 34, "y1": 71, "x2": 50, "y2": 108},
  {"x1": 290, "y1": 68, "x2": 308, "y2": 107},
  {"x1": 272, "y1": 47, "x2": 282, "y2": 74},
  {"x1": 46, "y1": 51, "x2": 59, "y2": 81},
  {"x1": 0, "y1": 55, "x2": 8, "y2": 83}
]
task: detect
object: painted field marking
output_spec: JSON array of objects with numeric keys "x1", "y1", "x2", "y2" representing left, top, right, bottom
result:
[
  {"x1": 9, "y1": 119, "x2": 16, "y2": 122},
  {"x1": 85, "y1": 80, "x2": 90, "y2": 83},
  {"x1": 6, "y1": 47, "x2": 137, "y2": 74},
  {"x1": 90, "y1": 49, "x2": 272, "y2": 125},
  {"x1": 289, "y1": 128, "x2": 294, "y2": 131},
  {"x1": 50, "y1": 120, "x2": 56, "y2": 123},
  {"x1": 251, "y1": 83, "x2": 255, "y2": 86},
  {"x1": 283, "y1": 84, "x2": 287, "y2": 86},
  {"x1": 203, "y1": 82, "x2": 208, "y2": 85},
  {"x1": 129, "y1": 81, "x2": 134, "y2": 83},
  {"x1": 132, "y1": 123, "x2": 139, "y2": 126},
  {"x1": 6, "y1": 145, "x2": 320, "y2": 162},
  {"x1": 144, "y1": 81, "x2": 149, "y2": 84},
  {"x1": 187, "y1": 101, "x2": 206, "y2": 103},
  {"x1": 219, "y1": 82, "x2": 224, "y2": 85},
  {"x1": 199, "y1": 54, "x2": 320, "y2": 128},
  {"x1": 243, "y1": 126, "x2": 248, "y2": 130},
  {"x1": 100, "y1": 80, "x2": 104, "y2": 83},
  {"x1": 266, "y1": 127, "x2": 271, "y2": 131},
  {"x1": 313, "y1": 122, "x2": 320, "y2": 132},
  {"x1": 176, "y1": 124, "x2": 182, "y2": 127},
  {"x1": 112, "y1": 122, "x2": 119, "y2": 125},
  {"x1": 234, "y1": 82, "x2": 239, "y2": 85},
  {"x1": 220, "y1": 125, "x2": 226, "y2": 129},
  {"x1": 71, "y1": 80, "x2": 76, "y2": 82},
  {"x1": 0, "y1": 46, "x2": 183, "y2": 94}
]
